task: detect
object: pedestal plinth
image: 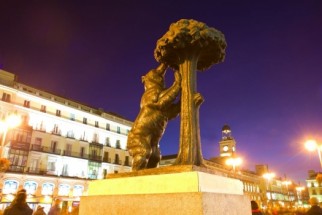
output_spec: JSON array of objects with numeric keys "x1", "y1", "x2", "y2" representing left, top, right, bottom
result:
[{"x1": 80, "y1": 165, "x2": 251, "y2": 215}]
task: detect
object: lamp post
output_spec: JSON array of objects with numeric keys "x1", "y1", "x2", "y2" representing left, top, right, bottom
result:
[
  {"x1": 282, "y1": 180, "x2": 292, "y2": 208},
  {"x1": 295, "y1": 186, "x2": 304, "y2": 207},
  {"x1": 225, "y1": 156, "x2": 242, "y2": 172},
  {"x1": 305, "y1": 139, "x2": 322, "y2": 168},
  {"x1": 263, "y1": 172, "x2": 275, "y2": 210},
  {"x1": 0, "y1": 113, "x2": 21, "y2": 157}
]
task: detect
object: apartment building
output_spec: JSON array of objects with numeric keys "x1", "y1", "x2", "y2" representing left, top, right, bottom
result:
[{"x1": 0, "y1": 70, "x2": 133, "y2": 212}]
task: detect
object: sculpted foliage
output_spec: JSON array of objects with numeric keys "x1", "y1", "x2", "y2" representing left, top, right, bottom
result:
[{"x1": 154, "y1": 19, "x2": 227, "y2": 71}]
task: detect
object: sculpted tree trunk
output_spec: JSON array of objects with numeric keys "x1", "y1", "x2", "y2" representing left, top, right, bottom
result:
[{"x1": 154, "y1": 19, "x2": 227, "y2": 165}]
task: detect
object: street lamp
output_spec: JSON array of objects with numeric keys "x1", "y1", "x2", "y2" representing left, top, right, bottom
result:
[
  {"x1": 295, "y1": 186, "x2": 305, "y2": 207},
  {"x1": 263, "y1": 172, "x2": 275, "y2": 209},
  {"x1": 305, "y1": 139, "x2": 322, "y2": 168},
  {"x1": 0, "y1": 113, "x2": 21, "y2": 157},
  {"x1": 282, "y1": 180, "x2": 292, "y2": 208},
  {"x1": 225, "y1": 156, "x2": 242, "y2": 172}
]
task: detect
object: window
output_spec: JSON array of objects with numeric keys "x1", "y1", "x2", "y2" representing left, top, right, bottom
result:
[
  {"x1": 66, "y1": 144, "x2": 72, "y2": 156},
  {"x1": 73, "y1": 185, "x2": 84, "y2": 197},
  {"x1": 42, "y1": 183, "x2": 54, "y2": 195},
  {"x1": 80, "y1": 147, "x2": 85, "y2": 157},
  {"x1": 40, "y1": 105, "x2": 46, "y2": 113},
  {"x1": 95, "y1": 121, "x2": 99, "y2": 128},
  {"x1": 58, "y1": 184, "x2": 70, "y2": 196},
  {"x1": 51, "y1": 141, "x2": 58, "y2": 152},
  {"x1": 2, "y1": 93, "x2": 11, "y2": 102},
  {"x1": 92, "y1": 133, "x2": 99, "y2": 143},
  {"x1": 35, "y1": 137, "x2": 42, "y2": 146},
  {"x1": 125, "y1": 156, "x2": 130, "y2": 166},
  {"x1": 70, "y1": 113, "x2": 75, "y2": 121},
  {"x1": 83, "y1": 117, "x2": 87, "y2": 124},
  {"x1": 114, "y1": 154, "x2": 120, "y2": 164},
  {"x1": 3, "y1": 180, "x2": 19, "y2": 194},
  {"x1": 56, "y1": 110, "x2": 61, "y2": 117},
  {"x1": 103, "y1": 151, "x2": 109, "y2": 162},
  {"x1": 117, "y1": 126, "x2": 120, "y2": 134},
  {"x1": 52, "y1": 124, "x2": 60, "y2": 135},
  {"x1": 24, "y1": 181, "x2": 37, "y2": 195},
  {"x1": 88, "y1": 161, "x2": 101, "y2": 179},
  {"x1": 106, "y1": 123, "x2": 110, "y2": 131},
  {"x1": 23, "y1": 100, "x2": 30, "y2": 108},
  {"x1": 105, "y1": 137, "x2": 110, "y2": 146},
  {"x1": 116, "y1": 140, "x2": 121, "y2": 149},
  {"x1": 67, "y1": 130, "x2": 74, "y2": 139}
]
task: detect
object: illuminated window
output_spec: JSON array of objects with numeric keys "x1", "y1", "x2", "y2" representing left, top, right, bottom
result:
[
  {"x1": 56, "y1": 110, "x2": 61, "y2": 117},
  {"x1": 105, "y1": 137, "x2": 110, "y2": 146},
  {"x1": 70, "y1": 113, "x2": 75, "y2": 121},
  {"x1": 95, "y1": 121, "x2": 99, "y2": 128},
  {"x1": 40, "y1": 105, "x2": 46, "y2": 113},
  {"x1": 41, "y1": 183, "x2": 54, "y2": 195},
  {"x1": 106, "y1": 123, "x2": 110, "y2": 131},
  {"x1": 83, "y1": 117, "x2": 87, "y2": 124},
  {"x1": 73, "y1": 185, "x2": 84, "y2": 197},
  {"x1": 3, "y1": 180, "x2": 19, "y2": 194},
  {"x1": 58, "y1": 184, "x2": 71, "y2": 196},
  {"x1": 24, "y1": 181, "x2": 37, "y2": 195},
  {"x1": 23, "y1": 100, "x2": 30, "y2": 108},
  {"x1": 2, "y1": 93, "x2": 11, "y2": 102},
  {"x1": 117, "y1": 126, "x2": 120, "y2": 134}
]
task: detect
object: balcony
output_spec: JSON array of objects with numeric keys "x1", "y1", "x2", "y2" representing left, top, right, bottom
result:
[
  {"x1": 63, "y1": 150, "x2": 89, "y2": 159},
  {"x1": 26, "y1": 168, "x2": 47, "y2": 175},
  {"x1": 30, "y1": 144, "x2": 61, "y2": 155},
  {"x1": 51, "y1": 130, "x2": 61, "y2": 136},
  {"x1": 7, "y1": 165, "x2": 25, "y2": 173},
  {"x1": 102, "y1": 157, "x2": 111, "y2": 163},
  {"x1": 114, "y1": 160, "x2": 122, "y2": 165},
  {"x1": 88, "y1": 154, "x2": 102, "y2": 162}
]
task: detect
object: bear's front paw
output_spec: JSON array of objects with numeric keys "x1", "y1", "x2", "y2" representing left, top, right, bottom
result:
[{"x1": 194, "y1": 93, "x2": 204, "y2": 107}]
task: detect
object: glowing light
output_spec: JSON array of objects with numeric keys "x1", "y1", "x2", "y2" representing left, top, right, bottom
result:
[
  {"x1": 5, "y1": 114, "x2": 21, "y2": 128},
  {"x1": 283, "y1": 181, "x2": 292, "y2": 186},
  {"x1": 225, "y1": 156, "x2": 242, "y2": 172},
  {"x1": 226, "y1": 157, "x2": 242, "y2": 166},
  {"x1": 305, "y1": 139, "x2": 318, "y2": 151},
  {"x1": 263, "y1": 172, "x2": 275, "y2": 180},
  {"x1": 296, "y1": 186, "x2": 304, "y2": 192}
]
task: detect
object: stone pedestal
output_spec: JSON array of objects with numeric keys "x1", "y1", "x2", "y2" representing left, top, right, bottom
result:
[{"x1": 80, "y1": 165, "x2": 251, "y2": 215}]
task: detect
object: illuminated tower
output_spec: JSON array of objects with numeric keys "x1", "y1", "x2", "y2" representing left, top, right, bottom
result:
[{"x1": 219, "y1": 124, "x2": 236, "y2": 157}]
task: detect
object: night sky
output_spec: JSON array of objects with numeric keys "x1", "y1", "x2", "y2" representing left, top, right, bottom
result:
[{"x1": 1, "y1": 1, "x2": 322, "y2": 183}]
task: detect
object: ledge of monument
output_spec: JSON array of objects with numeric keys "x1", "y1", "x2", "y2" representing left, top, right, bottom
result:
[{"x1": 107, "y1": 163, "x2": 226, "y2": 179}]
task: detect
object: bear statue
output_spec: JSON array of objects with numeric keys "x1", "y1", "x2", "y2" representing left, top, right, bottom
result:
[{"x1": 127, "y1": 63, "x2": 181, "y2": 170}]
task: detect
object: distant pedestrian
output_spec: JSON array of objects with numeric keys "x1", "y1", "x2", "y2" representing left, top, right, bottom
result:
[
  {"x1": 251, "y1": 200, "x2": 263, "y2": 215},
  {"x1": 33, "y1": 205, "x2": 46, "y2": 215},
  {"x1": 3, "y1": 191, "x2": 33, "y2": 215},
  {"x1": 48, "y1": 198, "x2": 61, "y2": 215},
  {"x1": 307, "y1": 197, "x2": 322, "y2": 215}
]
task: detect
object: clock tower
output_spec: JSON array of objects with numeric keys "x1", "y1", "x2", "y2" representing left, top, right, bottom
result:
[{"x1": 219, "y1": 124, "x2": 236, "y2": 157}]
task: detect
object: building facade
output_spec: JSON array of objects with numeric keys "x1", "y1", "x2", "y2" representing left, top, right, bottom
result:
[{"x1": 0, "y1": 70, "x2": 133, "y2": 212}]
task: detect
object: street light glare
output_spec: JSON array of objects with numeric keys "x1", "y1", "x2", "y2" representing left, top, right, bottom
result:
[
  {"x1": 305, "y1": 139, "x2": 318, "y2": 151},
  {"x1": 263, "y1": 172, "x2": 275, "y2": 180},
  {"x1": 5, "y1": 114, "x2": 21, "y2": 128},
  {"x1": 226, "y1": 157, "x2": 242, "y2": 166}
]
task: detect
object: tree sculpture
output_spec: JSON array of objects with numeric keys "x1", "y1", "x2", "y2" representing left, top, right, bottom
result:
[{"x1": 154, "y1": 19, "x2": 227, "y2": 165}]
